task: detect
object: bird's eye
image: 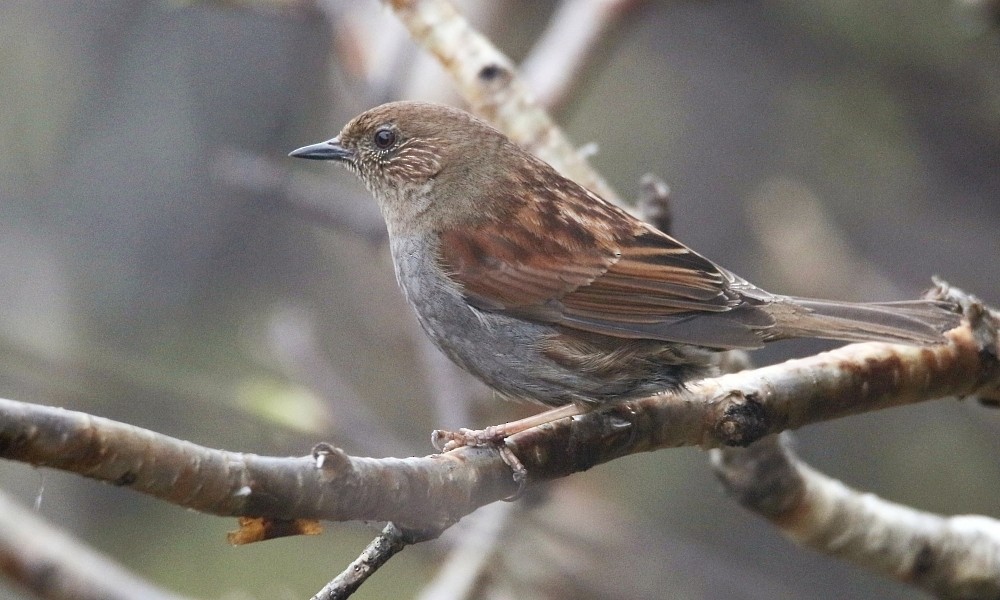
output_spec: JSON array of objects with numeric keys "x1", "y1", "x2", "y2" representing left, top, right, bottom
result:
[{"x1": 373, "y1": 128, "x2": 396, "y2": 149}]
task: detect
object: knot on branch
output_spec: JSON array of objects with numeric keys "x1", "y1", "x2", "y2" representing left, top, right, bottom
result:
[
  {"x1": 312, "y1": 442, "x2": 352, "y2": 481},
  {"x1": 933, "y1": 279, "x2": 1000, "y2": 404},
  {"x1": 714, "y1": 391, "x2": 770, "y2": 447},
  {"x1": 635, "y1": 173, "x2": 672, "y2": 233},
  {"x1": 477, "y1": 63, "x2": 510, "y2": 83}
]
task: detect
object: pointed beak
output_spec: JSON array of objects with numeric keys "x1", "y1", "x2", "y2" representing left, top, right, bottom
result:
[{"x1": 288, "y1": 138, "x2": 354, "y2": 162}]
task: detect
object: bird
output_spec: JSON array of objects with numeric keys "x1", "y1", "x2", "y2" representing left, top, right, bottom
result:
[{"x1": 290, "y1": 101, "x2": 959, "y2": 409}]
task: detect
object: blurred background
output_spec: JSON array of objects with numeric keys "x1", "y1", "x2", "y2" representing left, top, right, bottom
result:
[{"x1": 1, "y1": 1, "x2": 999, "y2": 598}]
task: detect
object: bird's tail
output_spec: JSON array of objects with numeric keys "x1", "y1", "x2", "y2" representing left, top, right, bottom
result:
[{"x1": 767, "y1": 297, "x2": 961, "y2": 345}]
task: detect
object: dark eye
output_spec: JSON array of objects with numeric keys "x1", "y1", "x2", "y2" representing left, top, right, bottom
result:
[{"x1": 373, "y1": 128, "x2": 396, "y2": 149}]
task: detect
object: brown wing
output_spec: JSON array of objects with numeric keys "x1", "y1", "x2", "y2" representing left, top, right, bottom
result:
[{"x1": 438, "y1": 182, "x2": 775, "y2": 349}]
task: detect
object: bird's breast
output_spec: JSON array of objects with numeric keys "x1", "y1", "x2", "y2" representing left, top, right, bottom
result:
[
  {"x1": 388, "y1": 235, "x2": 470, "y2": 336},
  {"x1": 375, "y1": 182, "x2": 436, "y2": 239}
]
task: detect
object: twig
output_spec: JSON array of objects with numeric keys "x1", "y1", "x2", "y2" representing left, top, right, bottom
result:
[
  {"x1": 711, "y1": 434, "x2": 1000, "y2": 599},
  {"x1": 311, "y1": 522, "x2": 432, "y2": 600}
]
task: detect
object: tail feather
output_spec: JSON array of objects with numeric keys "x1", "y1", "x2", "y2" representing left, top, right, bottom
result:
[{"x1": 766, "y1": 298, "x2": 960, "y2": 345}]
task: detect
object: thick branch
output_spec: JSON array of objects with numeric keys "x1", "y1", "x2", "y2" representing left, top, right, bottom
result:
[
  {"x1": 712, "y1": 435, "x2": 1000, "y2": 600},
  {"x1": 0, "y1": 398, "x2": 511, "y2": 530},
  {"x1": 0, "y1": 308, "x2": 995, "y2": 531}
]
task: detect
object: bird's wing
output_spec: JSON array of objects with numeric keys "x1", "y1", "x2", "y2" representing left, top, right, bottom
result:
[{"x1": 437, "y1": 187, "x2": 774, "y2": 349}]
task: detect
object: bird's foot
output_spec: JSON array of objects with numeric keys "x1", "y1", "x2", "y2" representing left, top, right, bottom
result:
[
  {"x1": 432, "y1": 427, "x2": 527, "y2": 499},
  {"x1": 431, "y1": 424, "x2": 507, "y2": 452},
  {"x1": 431, "y1": 404, "x2": 586, "y2": 500}
]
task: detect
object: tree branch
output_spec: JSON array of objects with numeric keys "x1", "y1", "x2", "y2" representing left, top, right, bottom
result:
[
  {"x1": 712, "y1": 434, "x2": 1000, "y2": 600},
  {"x1": 310, "y1": 522, "x2": 434, "y2": 600},
  {"x1": 0, "y1": 289, "x2": 994, "y2": 533}
]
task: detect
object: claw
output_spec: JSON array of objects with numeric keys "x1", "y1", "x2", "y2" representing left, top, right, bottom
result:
[
  {"x1": 431, "y1": 426, "x2": 528, "y2": 496},
  {"x1": 499, "y1": 443, "x2": 528, "y2": 501}
]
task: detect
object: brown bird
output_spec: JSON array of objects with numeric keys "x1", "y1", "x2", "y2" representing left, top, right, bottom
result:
[{"x1": 290, "y1": 101, "x2": 958, "y2": 408}]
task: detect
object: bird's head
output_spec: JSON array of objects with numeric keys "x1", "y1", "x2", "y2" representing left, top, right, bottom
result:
[{"x1": 290, "y1": 101, "x2": 514, "y2": 233}]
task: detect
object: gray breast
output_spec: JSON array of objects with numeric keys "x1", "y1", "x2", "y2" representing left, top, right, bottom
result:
[{"x1": 387, "y1": 235, "x2": 569, "y2": 402}]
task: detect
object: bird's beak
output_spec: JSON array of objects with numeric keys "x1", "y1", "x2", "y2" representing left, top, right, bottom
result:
[{"x1": 288, "y1": 138, "x2": 354, "y2": 162}]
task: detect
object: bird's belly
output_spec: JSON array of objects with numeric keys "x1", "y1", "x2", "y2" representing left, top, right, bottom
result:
[{"x1": 389, "y1": 236, "x2": 704, "y2": 406}]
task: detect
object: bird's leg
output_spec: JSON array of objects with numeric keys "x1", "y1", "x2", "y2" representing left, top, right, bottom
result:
[
  {"x1": 431, "y1": 403, "x2": 585, "y2": 500},
  {"x1": 431, "y1": 403, "x2": 586, "y2": 452},
  {"x1": 497, "y1": 443, "x2": 527, "y2": 500}
]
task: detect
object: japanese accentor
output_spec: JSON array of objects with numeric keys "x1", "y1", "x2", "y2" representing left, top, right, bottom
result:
[{"x1": 290, "y1": 102, "x2": 957, "y2": 407}]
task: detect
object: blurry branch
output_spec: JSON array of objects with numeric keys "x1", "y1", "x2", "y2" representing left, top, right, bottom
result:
[
  {"x1": 712, "y1": 434, "x2": 1000, "y2": 600},
  {"x1": 416, "y1": 501, "x2": 520, "y2": 600},
  {"x1": 0, "y1": 490, "x2": 191, "y2": 600},
  {"x1": 267, "y1": 308, "x2": 413, "y2": 456},
  {"x1": 194, "y1": 0, "x2": 313, "y2": 16},
  {"x1": 746, "y1": 178, "x2": 911, "y2": 300},
  {"x1": 383, "y1": 0, "x2": 625, "y2": 205},
  {"x1": 320, "y1": 2, "x2": 413, "y2": 105},
  {"x1": 211, "y1": 146, "x2": 386, "y2": 242},
  {"x1": 521, "y1": 0, "x2": 645, "y2": 111},
  {"x1": 0, "y1": 290, "x2": 996, "y2": 526},
  {"x1": 634, "y1": 172, "x2": 673, "y2": 234},
  {"x1": 954, "y1": 0, "x2": 1000, "y2": 29}
]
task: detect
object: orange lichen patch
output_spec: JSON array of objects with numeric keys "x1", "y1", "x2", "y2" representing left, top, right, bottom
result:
[{"x1": 227, "y1": 517, "x2": 323, "y2": 545}]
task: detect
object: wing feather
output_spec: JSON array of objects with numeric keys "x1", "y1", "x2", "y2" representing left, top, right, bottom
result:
[{"x1": 436, "y1": 179, "x2": 774, "y2": 348}]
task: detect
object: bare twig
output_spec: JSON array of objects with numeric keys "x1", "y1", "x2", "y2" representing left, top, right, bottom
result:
[
  {"x1": 711, "y1": 434, "x2": 1000, "y2": 600},
  {"x1": 311, "y1": 522, "x2": 434, "y2": 600}
]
